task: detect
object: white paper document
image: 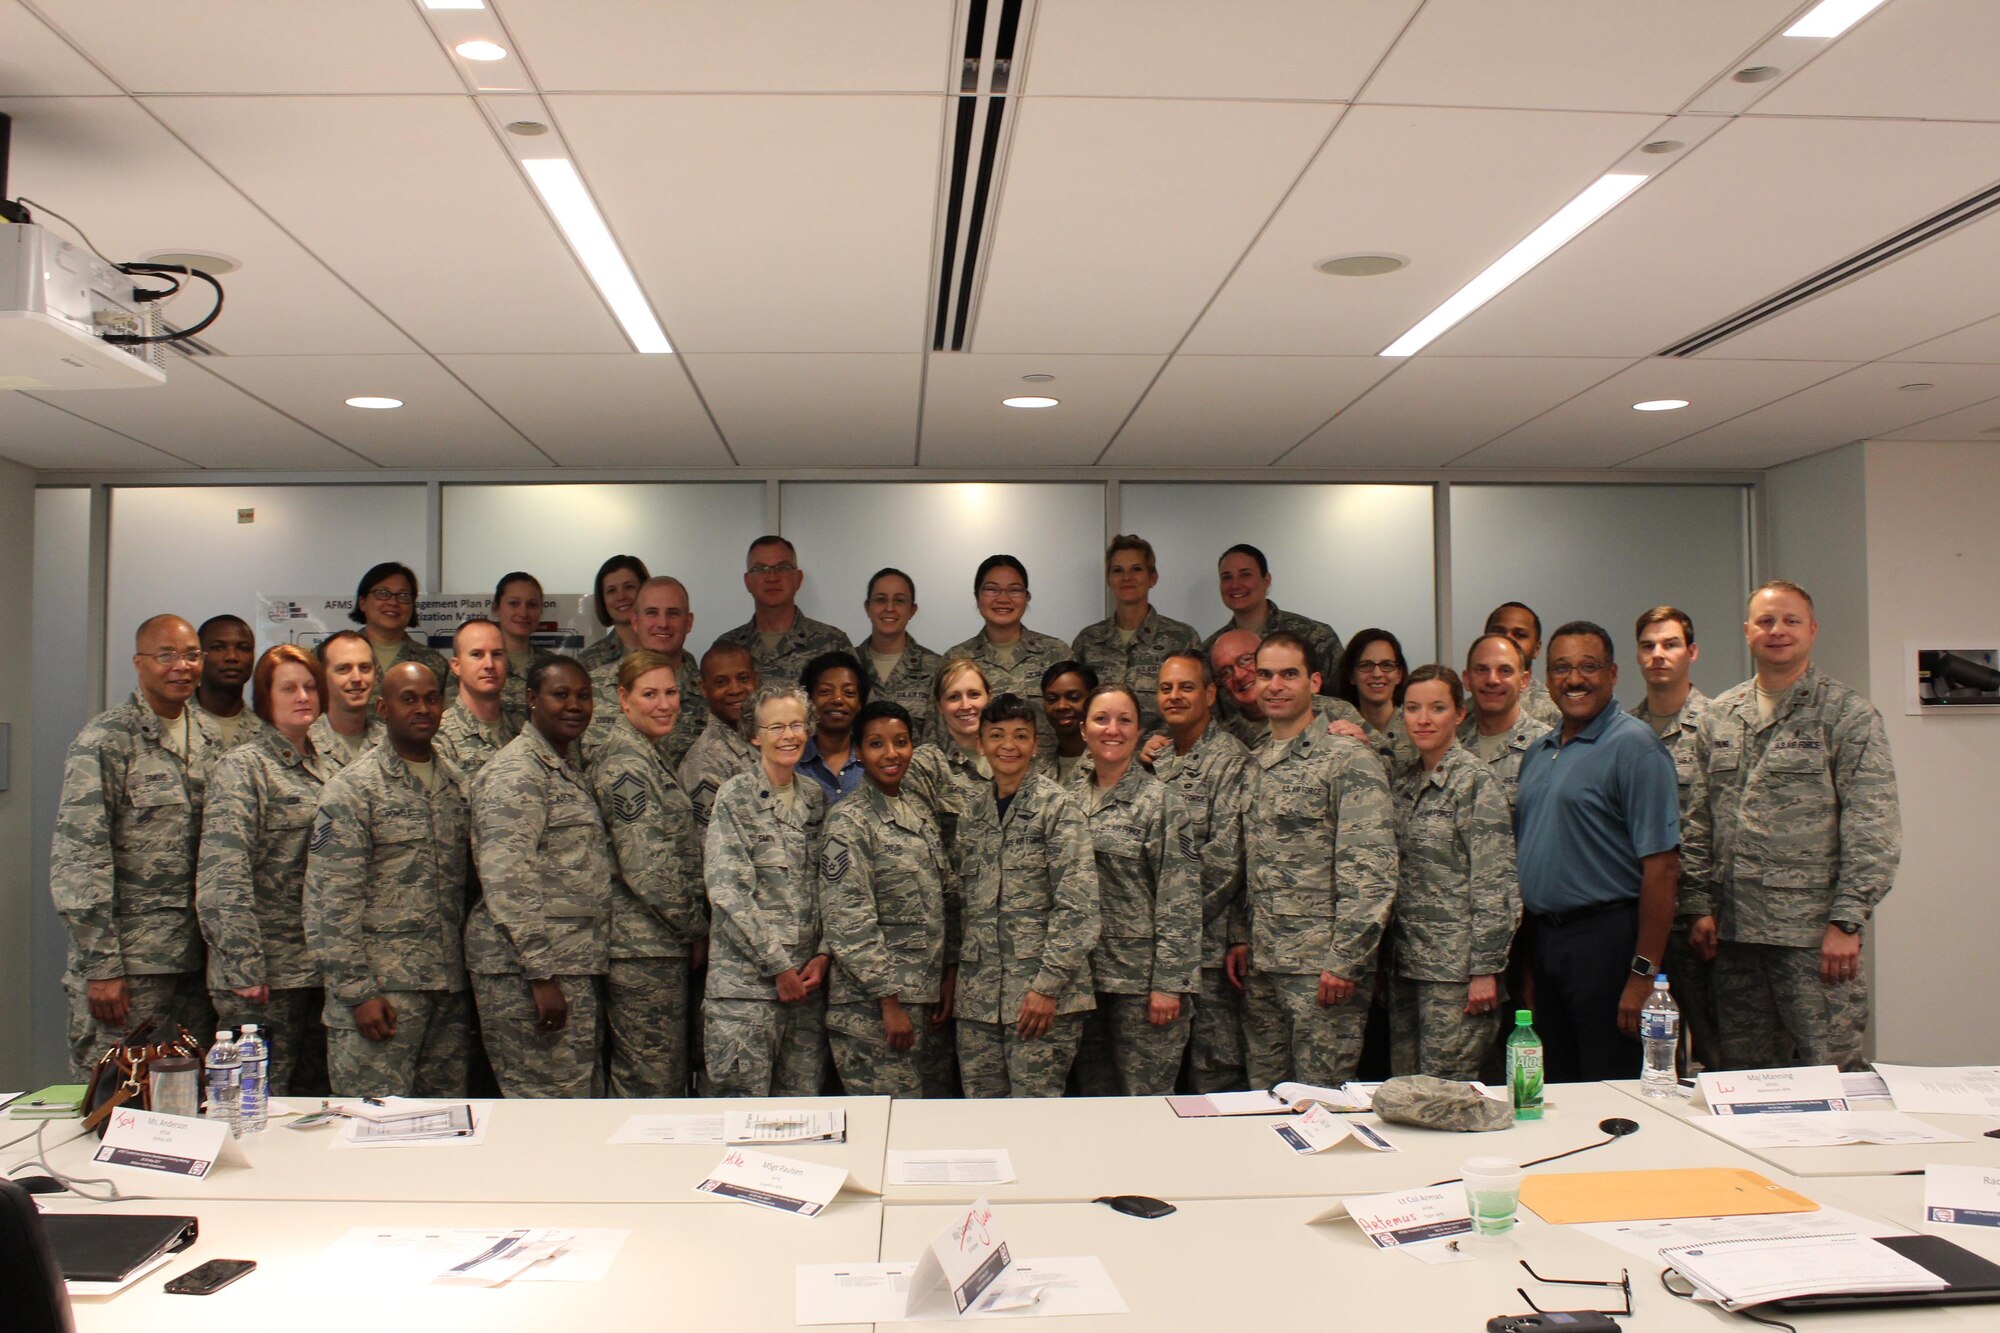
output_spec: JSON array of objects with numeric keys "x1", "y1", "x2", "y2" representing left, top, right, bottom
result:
[
  {"x1": 696, "y1": 1147, "x2": 852, "y2": 1215},
  {"x1": 1874, "y1": 1063, "x2": 2000, "y2": 1116},
  {"x1": 1311, "y1": 1187, "x2": 1473, "y2": 1249},
  {"x1": 1843, "y1": 1070, "x2": 1894, "y2": 1102},
  {"x1": 1698, "y1": 1065, "x2": 1849, "y2": 1114},
  {"x1": 1701, "y1": 1111, "x2": 1968, "y2": 1150},
  {"x1": 725, "y1": 1108, "x2": 848, "y2": 1144},
  {"x1": 608, "y1": 1113, "x2": 725, "y2": 1145},
  {"x1": 887, "y1": 1149, "x2": 1018, "y2": 1185},
  {"x1": 796, "y1": 1257, "x2": 1127, "y2": 1323},
  {"x1": 1661, "y1": 1233, "x2": 1944, "y2": 1310},
  {"x1": 332, "y1": 1102, "x2": 484, "y2": 1149},
  {"x1": 1926, "y1": 1163, "x2": 2000, "y2": 1228},
  {"x1": 1579, "y1": 1206, "x2": 1903, "y2": 1267},
  {"x1": 320, "y1": 1226, "x2": 627, "y2": 1284},
  {"x1": 337, "y1": 1096, "x2": 458, "y2": 1123},
  {"x1": 92, "y1": 1107, "x2": 249, "y2": 1177},
  {"x1": 1272, "y1": 1104, "x2": 1397, "y2": 1155}
]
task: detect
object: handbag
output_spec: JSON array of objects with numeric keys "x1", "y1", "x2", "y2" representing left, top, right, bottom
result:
[{"x1": 80, "y1": 1020, "x2": 205, "y2": 1137}]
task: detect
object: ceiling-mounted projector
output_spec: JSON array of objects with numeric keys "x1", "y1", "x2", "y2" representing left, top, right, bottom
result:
[{"x1": 0, "y1": 222, "x2": 167, "y2": 390}]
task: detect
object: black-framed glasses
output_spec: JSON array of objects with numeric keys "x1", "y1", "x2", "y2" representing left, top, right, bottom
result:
[
  {"x1": 367, "y1": 588, "x2": 414, "y2": 605},
  {"x1": 1517, "y1": 1260, "x2": 1632, "y2": 1317},
  {"x1": 1548, "y1": 661, "x2": 1609, "y2": 678}
]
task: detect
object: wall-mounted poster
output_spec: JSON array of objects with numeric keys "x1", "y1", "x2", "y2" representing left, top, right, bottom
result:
[
  {"x1": 1905, "y1": 641, "x2": 2000, "y2": 714},
  {"x1": 256, "y1": 593, "x2": 592, "y2": 655}
]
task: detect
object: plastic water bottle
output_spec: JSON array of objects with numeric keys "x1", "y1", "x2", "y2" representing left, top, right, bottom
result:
[
  {"x1": 203, "y1": 1030, "x2": 242, "y2": 1135},
  {"x1": 1506, "y1": 1009, "x2": 1544, "y2": 1121},
  {"x1": 236, "y1": 1023, "x2": 269, "y2": 1133},
  {"x1": 1640, "y1": 974, "x2": 1681, "y2": 1098}
]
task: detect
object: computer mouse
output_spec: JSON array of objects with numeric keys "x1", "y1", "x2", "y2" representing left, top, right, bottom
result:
[
  {"x1": 1093, "y1": 1194, "x2": 1176, "y2": 1219},
  {"x1": 13, "y1": 1175, "x2": 67, "y2": 1195},
  {"x1": 1598, "y1": 1117, "x2": 1640, "y2": 1137}
]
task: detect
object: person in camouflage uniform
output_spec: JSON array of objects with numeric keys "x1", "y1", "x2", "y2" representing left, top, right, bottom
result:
[
  {"x1": 1459, "y1": 633, "x2": 1545, "y2": 808},
  {"x1": 954, "y1": 694, "x2": 1100, "y2": 1097},
  {"x1": 484, "y1": 572, "x2": 562, "y2": 733},
  {"x1": 1207, "y1": 629, "x2": 1366, "y2": 752},
  {"x1": 1683, "y1": 581, "x2": 1900, "y2": 1072},
  {"x1": 948, "y1": 556, "x2": 1071, "y2": 759},
  {"x1": 436, "y1": 617, "x2": 518, "y2": 781},
  {"x1": 703, "y1": 684, "x2": 831, "y2": 1096},
  {"x1": 680, "y1": 641, "x2": 761, "y2": 873},
  {"x1": 580, "y1": 576, "x2": 707, "y2": 772},
  {"x1": 51, "y1": 614, "x2": 218, "y2": 1077},
  {"x1": 349, "y1": 561, "x2": 450, "y2": 699},
  {"x1": 310, "y1": 631, "x2": 386, "y2": 769},
  {"x1": 1331, "y1": 630, "x2": 1418, "y2": 785},
  {"x1": 1483, "y1": 602, "x2": 1563, "y2": 731},
  {"x1": 1630, "y1": 606, "x2": 1718, "y2": 1069},
  {"x1": 1144, "y1": 651, "x2": 1253, "y2": 1093},
  {"x1": 588, "y1": 650, "x2": 710, "y2": 1097},
  {"x1": 192, "y1": 614, "x2": 272, "y2": 754},
  {"x1": 196, "y1": 644, "x2": 339, "y2": 1094},
  {"x1": 718, "y1": 536, "x2": 854, "y2": 687},
  {"x1": 1037, "y1": 660, "x2": 1098, "y2": 788},
  {"x1": 303, "y1": 661, "x2": 475, "y2": 1096},
  {"x1": 858, "y1": 568, "x2": 945, "y2": 745},
  {"x1": 1202, "y1": 544, "x2": 1342, "y2": 698},
  {"x1": 1389, "y1": 666, "x2": 1519, "y2": 1080},
  {"x1": 1233, "y1": 633, "x2": 1398, "y2": 1088},
  {"x1": 465, "y1": 657, "x2": 613, "y2": 1098},
  {"x1": 819, "y1": 701, "x2": 960, "y2": 1097},
  {"x1": 575, "y1": 554, "x2": 649, "y2": 674},
  {"x1": 901, "y1": 659, "x2": 994, "y2": 862},
  {"x1": 1071, "y1": 684, "x2": 1200, "y2": 1097},
  {"x1": 1069, "y1": 535, "x2": 1199, "y2": 736}
]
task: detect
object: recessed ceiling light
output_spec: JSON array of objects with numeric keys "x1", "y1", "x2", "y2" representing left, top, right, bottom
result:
[
  {"x1": 1002, "y1": 396, "x2": 1059, "y2": 409},
  {"x1": 505, "y1": 120, "x2": 550, "y2": 137},
  {"x1": 455, "y1": 39, "x2": 507, "y2": 61},
  {"x1": 1639, "y1": 140, "x2": 1684, "y2": 155},
  {"x1": 1316, "y1": 253, "x2": 1408, "y2": 278},
  {"x1": 1381, "y1": 173, "x2": 1647, "y2": 358},
  {"x1": 1899, "y1": 382, "x2": 1934, "y2": 391},
  {"x1": 1633, "y1": 399, "x2": 1689, "y2": 412},
  {"x1": 1785, "y1": 0, "x2": 1890, "y2": 39},
  {"x1": 521, "y1": 158, "x2": 672, "y2": 354},
  {"x1": 1021, "y1": 373, "x2": 1056, "y2": 383},
  {"x1": 1732, "y1": 65, "x2": 1782, "y2": 83},
  {"x1": 136, "y1": 249, "x2": 241, "y2": 276},
  {"x1": 345, "y1": 396, "x2": 403, "y2": 410}
]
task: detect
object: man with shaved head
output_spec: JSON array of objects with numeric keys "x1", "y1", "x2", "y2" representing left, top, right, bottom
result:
[
  {"x1": 193, "y1": 613, "x2": 270, "y2": 752},
  {"x1": 580, "y1": 576, "x2": 707, "y2": 771},
  {"x1": 51, "y1": 614, "x2": 220, "y2": 1076}
]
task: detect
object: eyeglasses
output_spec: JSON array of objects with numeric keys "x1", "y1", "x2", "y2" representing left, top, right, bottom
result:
[
  {"x1": 1549, "y1": 661, "x2": 1609, "y2": 678},
  {"x1": 1516, "y1": 1261, "x2": 1631, "y2": 1317},
  {"x1": 977, "y1": 583, "x2": 1028, "y2": 599},
  {"x1": 748, "y1": 563, "x2": 798, "y2": 576},
  {"x1": 1355, "y1": 660, "x2": 1402, "y2": 675},
  {"x1": 144, "y1": 649, "x2": 204, "y2": 666},
  {"x1": 759, "y1": 720, "x2": 809, "y2": 735},
  {"x1": 367, "y1": 589, "x2": 414, "y2": 605}
]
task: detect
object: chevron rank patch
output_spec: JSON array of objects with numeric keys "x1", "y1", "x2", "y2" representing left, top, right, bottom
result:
[
  {"x1": 609, "y1": 771, "x2": 647, "y2": 824},
  {"x1": 691, "y1": 778, "x2": 719, "y2": 823},
  {"x1": 1179, "y1": 829, "x2": 1199, "y2": 861},
  {"x1": 310, "y1": 815, "x2": 334, "y2": 852},
  {"x1": 821, "y1": 839, "x2": 851, "y2": 883}
]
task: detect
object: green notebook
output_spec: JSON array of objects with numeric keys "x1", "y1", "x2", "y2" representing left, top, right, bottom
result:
[{"x1": 8, "y1": 1084, "x2": 88, "y2": 1118}]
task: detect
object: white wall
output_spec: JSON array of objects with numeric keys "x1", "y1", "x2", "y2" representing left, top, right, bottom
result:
[
  {"x1": 1767, "y1": 443, "x2": 1870, "y2": 693},
  {"x1": 0, "y1": 459, "x2": 38, "y2": 1088},
  {"x1": 1860, "y1": 440, "x2": 2000, "y2": 1065},
  {"x1": 28, "y1": 487, "x2": 89, "y2": 1083}
]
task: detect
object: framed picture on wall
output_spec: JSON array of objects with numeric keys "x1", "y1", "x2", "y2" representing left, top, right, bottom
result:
[{"x1": 1905, "y1": 641, "x2": 2000, "y2": 714}]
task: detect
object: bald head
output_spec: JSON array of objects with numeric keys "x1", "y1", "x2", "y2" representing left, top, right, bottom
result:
[
  {"x1": 137, "y1": 614, "x2": 195, "y2": 651},
  {"x1": 633, "y1": 576, "x2": 694, "y2": 657},
  {"x1": 377, "y1": 661, "x2": 443, "y2": 754},
  {"x1": 133, "y1": 614, "x2": 200, "y2": 716}
]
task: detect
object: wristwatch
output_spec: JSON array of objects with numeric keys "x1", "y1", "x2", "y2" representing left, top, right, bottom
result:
[
  {"x1": 1629, "y1": 953, "x2": 1657, "y2": 978},
  {"x1": 1832, "y1": 920, "x2": 1863, "y2": 936}
]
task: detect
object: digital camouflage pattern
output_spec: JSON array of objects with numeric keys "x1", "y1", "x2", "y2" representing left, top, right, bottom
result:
[
  {"x1": 679, "y1": 712, "x2": 759, "y2": 874},
  {"x1": 433, "y1": 699, "x2": 518, "y2": 782},
  {"x1": 578, "y1": 653, "x2": 705, "y2": 774},
  {"x1": 1371, "y1": 1072, "x2": 1512, "y2": 1132},
  {"x1": 192, "y1": 701, "x2": 275, "y2": 756},
  {"x1": 1070, "y1": 607, "x2": 1200, "y2": 734},
  {"x1": 590, "y1": 716, "x2": 708, "y2": 960},
  {"x1": 1077, "y1": 765, "x2": 1200, "y2": 998},
  {"x1": 818, "y1": 782, "x2": 958, "y2": 1007},
  {"x1": 1456, "y1": 708, "x2": 1545, "y2": 809},
  {"x1": 826, "y1": 998, "x2": 952, "y2": 1098},
  {"x1": 718, "y1": 612, "x2": 855, "y2": 689},
  {"x1": 1152, "y1": 721, "x2": 1250, "y2": 1082},
  {"x1": 575, "y1": 628, "x2": 627, "y2": 675},
  {"x1": 1222, "y1": 694, "x2": 1366, "y2": 753},
  {"x1": 605, "y1": 957, "x2": 694, "y2": 1097},
  {"x1": 1201, "y1": 599, "x2": 1344, "y2": 696},
  {"x1": 1519, "y1": 675, "x2": 1562, "y2": 730},
  {"x1": 307, "y1": 711, "x2": 385, "y2": 772},
  {"x1": 901, "y1": 740, "x2": 989, "y2": 864},
  {"x1": 702, "y1": 994, "x2": 825, "y2": 1097},
  {"x1": 325, "y1": 988, "x2": 473, "y2": 1098},
  {"x1": 862, "y1": 638, "x2": 945, "y2": 746},
  {"x1": 469, "y1": 971, "x2": 602, "y2": 1098},
  {"x1": 1075, "y1": 991, "x2": 1192, "y2": 1097},
  {"x1": 1712, "y1": 940, "x2": 1870, "y2": 1070},
  {"x1": 1390, "y1": 744, "x2": 1518, "y2": 984},
  {"x1": 957, "y1": 1012, "x2": 1085, "y2": 1099},
  {"x1": 944, "y1": 627, "x2": 1073, "y2": 757},
  {"x1": 1386, "y1": 975, "x2": 1499, "y2": 1082},
  {"x1": 212, "y1": 987, "x2": 326, "y2": 1096}
]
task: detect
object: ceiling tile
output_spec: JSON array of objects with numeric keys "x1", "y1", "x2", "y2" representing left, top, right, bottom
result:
[
  {"x1": 919, "y1": 353, "x2": 1162, "y2": 467},
  {"x1": 27, "y1": 0, "x2": 458, "y2": 94},
  {"x1": 548, "y1": 93, "x2": 942, "y2": 353},
  {"x1": 203, "y1": 355, "x2": 547, "y2": 467},
  {"x1": 1432, "y1": 117, "x2": 2000, "y2": 359},
  {"x1": 680, "y1": 353, "x2": 922, "y2": 466},
  {"x1": 1364, "y1": 0, "x2": 1797, "y2": 113},
  {"x1": 1627, "y1": 362, "x2": 2000, "y2": 469},
  {"x1": 504, "y1": 0, "x2": 952, "y2": 93},
  {"x1": 1183, "y1": 104, "x2": 1659, "y2": 355},
  {"x1": 1026, "y1": 0, "x2": 1418, "y2": 101},
  {"x1": 0, "y1": 391, "x2": 193, "y2": 470},
  {"x1": 1875, "y1": 394, "x2": 2000, "y2": 443},
  {"x1": 438, "y1": 354, "x2": 729, "y2": 466},
  {"x1": 29, "y1": 360, "x2": 364, "y2": 468},
  {"x1": 1886, "y1": 311, "x2": 2000, "y2": 365},
  {"x1": 973, "y1": 97, "x2": 1338, "y2": 354},
  {"x1": 1103, "y1": 356, "x2": 1395, "y2": 466},
  {"x1": 1752, "y1": 0, "x2": 2000, "y2": 122},
  {"x1": 145, "y1": 95, "x2": 628, "y2": 354},
  {"x1": 0, "y1": 1, "x2": 119, "y2": 94},
  {"x1": 1459, "y1": 358, "x2": 1854, "y2": 468},
  {"x1": 0, "y1": 96, "x2": 419, "y2": 356},
  {"x1": 1282, "y1": 357, "x2": 1630, "y2": 467}
]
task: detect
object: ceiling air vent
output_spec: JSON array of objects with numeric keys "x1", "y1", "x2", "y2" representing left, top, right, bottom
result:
[
  {"x1": 1659, "y1": 178, "x2": 2000, "y2": 357},
  {"x1": 933, "y1": 0, "x2": 1030, "y2": 352}
]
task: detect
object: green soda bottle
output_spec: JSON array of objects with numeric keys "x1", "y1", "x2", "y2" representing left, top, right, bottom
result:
[{"x1": 1506, "y1": 1009, "x2": 1544, "y2": 1120}]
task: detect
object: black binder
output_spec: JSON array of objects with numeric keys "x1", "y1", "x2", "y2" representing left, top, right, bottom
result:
[{"x1": 41, "y1": 1213, "x2": 199, "y2": 1284}]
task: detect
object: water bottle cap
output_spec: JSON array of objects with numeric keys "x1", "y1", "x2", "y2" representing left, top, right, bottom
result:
[
  {"x1": 214, "y1": 1030, "x2": 232, "y2": 1041},
  {"x1": 241, "y1": 1023, "x2": 259, "y2": 1034},
  {"x1": 1655, "y1": 973, "x2": 1668, "y2": 984},
  {"x1": 1515, "y1": 1009, "x2": 1532, "y2": 1024}
]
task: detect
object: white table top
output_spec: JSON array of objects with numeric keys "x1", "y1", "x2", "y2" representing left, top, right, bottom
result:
[
  {"x1": 1607, "y1": 1080, "x2": 2000, "y2": 1179},
  {"x1": 7, "y1": 1095, "x2": 890, "y2": 1204},
  {"x1": 882, "y1": 1083, "x2": 1764, "y2": 1203},
  {"x1": 42, "y1": 1195, "x2": 882, "y2": 1333}
]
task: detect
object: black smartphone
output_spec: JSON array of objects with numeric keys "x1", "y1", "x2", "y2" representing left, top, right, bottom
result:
[{"x1": 165, "y1": 1258, "x2": 256, "y2": 1295}]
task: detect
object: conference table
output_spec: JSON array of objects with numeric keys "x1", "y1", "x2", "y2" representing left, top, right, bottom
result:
[{"x1": 11, "y1": 1082, "x2": 1996, "y2": 1331}]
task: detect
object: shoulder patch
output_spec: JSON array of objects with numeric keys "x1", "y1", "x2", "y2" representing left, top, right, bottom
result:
[
  {"x1": 821, "y1": 839, "x2": 851, "y2": 882},
  {"x1": 609, "y1": 770, "x2": 648, "y2": 824},
  {"x1": 310, "y1": 813, "x2": 334, "y2": 852},
  {"x1": 1178, "y1": 828, "x2": 1199, "y2": 861}
]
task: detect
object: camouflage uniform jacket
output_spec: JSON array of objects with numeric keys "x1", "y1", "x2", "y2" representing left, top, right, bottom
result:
[
  {"x1": 902, "y1": 740, "x2": 988, "y2": 865},
  {"x1": 704, "y1": 769, "x2": 828, "y2": 999},
  {"x1": 1520, "y1": 675, "x2": 1563, "y2": 730},
  {"x1": 1202, "y1": 599, "x2": 1344, "y2": 696},
  {"x1": 861, "y1": 638, "x2": 945, "y2": 746},
  {"x1": 1361, "y1": 711, "x2": 1420, "y2": 788},
  {"x1": 588, "y1": 716, "x2": 708, "y2": 961},
  {"x1": 578, "y1": 652, "x2": 705, "y2": 774},
  {"x1": 1390, "y1": 743, "x2": 1519, "y2": 982},
  {"x1": 50, "y1": 694, "x2": 218, "y2": 980},
  {"x1": 1455, "y1": 708, "x2": 1546, "y2": 808},
  {"x1": 680, "y1": 712, "x2": 759, "y2": 862},
  {"x1": 192, "y1": 701, "x2": 276, "y2": 756},
  {"x1": 465, "y1": 727, "x2": 614, "y2": 978},
  {"x1": 1153, "y1": 723, "x2": 1252, "y2": 968},
  {"x1": 369, "y1": 632, "x2": 450, "y2": 700},
  {"x1": 1629, "y1": 686, "x2": 1712, "y2": 819},
  {"x1": 1069, "y1": 607, "x2": 1201, "y2": 734},
  {"x1": 818, "y1": 781, "x2": 959, "y2": 1007},
  {"x1": 718, "y1": 611, "x2": 855, "y2": 688},
  {"x1": 954, "y1": 773, "x2": 1100, "y2": 1023},
  {"x1": 1079, "y1": 765, "x2": 1201, "y2": 997},
  {"x1": 195, "y1": 729, "x2": 339, "y2": 990},
  {"x1": 434, "y1": 699, "x2": 518, "y2": 783},
  {"x1": 303, "y1": 743, "x2": 471, "y2": 1007},
  {"x1": 307, "y1": 711, "x2": 386, "y2": 772},
  {"x1": 1221, "y1": 694, "x2": 1365, "y2": 752},
  {"x1": 1244, "y1": 727, "x2": 1398, "y2": 981},
  {"x1": 575, "y1": 628, "x2": 629, "y2": 675},
  {"x1": 1682, "y1": 665, "x2": 1900, "y2": 947},
  {"x1": 944, "y1": 626, "x2": 1072, "y2": 755}
]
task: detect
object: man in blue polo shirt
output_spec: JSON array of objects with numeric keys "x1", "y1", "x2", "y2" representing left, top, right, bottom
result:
[{"x1": 1514, "y1": 620, "x2": 1680, "y2": 1083}]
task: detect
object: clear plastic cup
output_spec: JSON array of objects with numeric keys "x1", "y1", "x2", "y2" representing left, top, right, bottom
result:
[
  {"x1": 149, "y1": 1056, "x2": 200, "y2": 1119},
  {"x1": 1462, "y1": 1156, "x2": 1525, "y2": 1237}
]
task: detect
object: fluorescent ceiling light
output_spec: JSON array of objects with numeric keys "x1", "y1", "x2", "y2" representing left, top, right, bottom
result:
[
  {"x1": 345, "y1": 396, "x2": 403, "y2": 409},
  {"x1": 521, "y1": 158, "x2": 672, "y2": 354},
  {"x1": 1380, "y1": 173, "x2": 1648, "y2": 358},
  {"x1": 1785, "y1": 0, "x2": 1890, "y2": 39},
  {"x1": 454, "y1": 39, "x2": 507, "y2": 60},
  {"x1": 1002, "y1": 396, "x2": 1059, "y2": 409},
  {"x1": 1633, "y1": 399, "x2": 1689, "y2": 412}
]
